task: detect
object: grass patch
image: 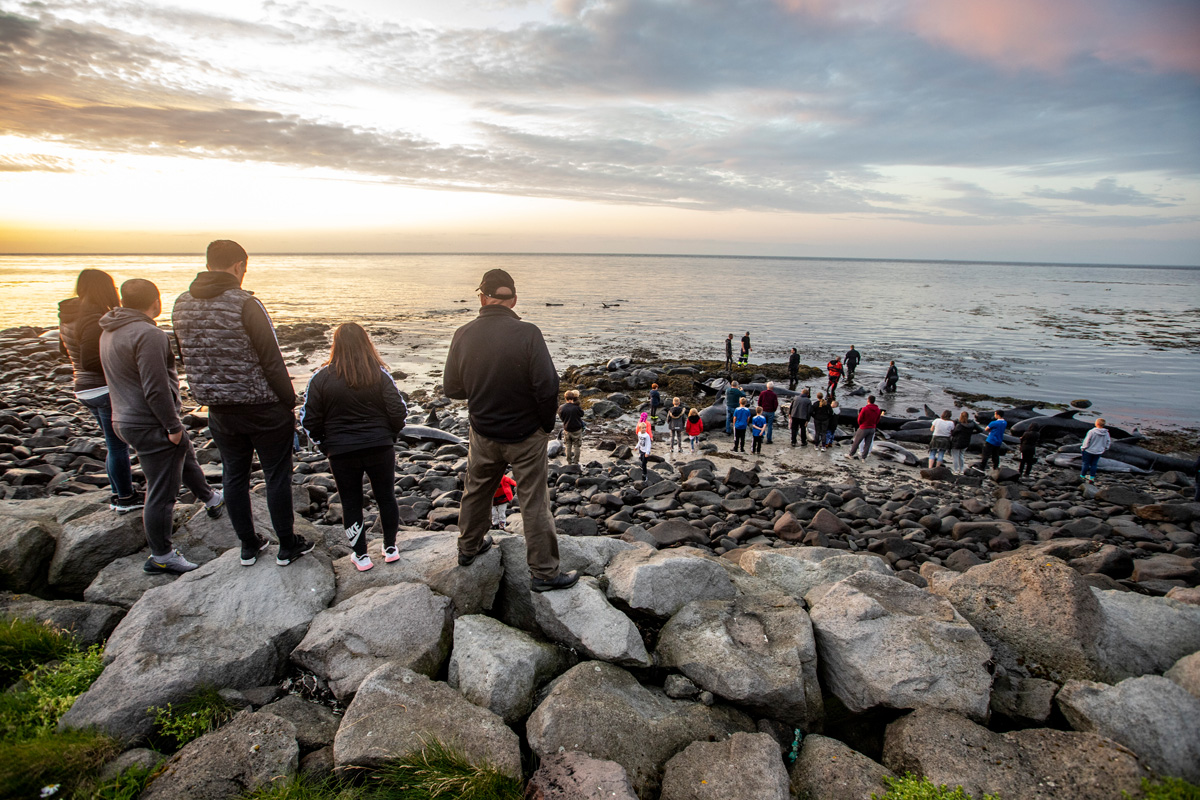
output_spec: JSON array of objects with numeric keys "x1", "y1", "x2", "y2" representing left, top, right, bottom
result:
[
  {"x1": 81, "y1": 760, "x2": 162, "y2": 800},
  {"x1": 243, "y1": 773, "x2": 366, "y2": 800},
  {"x1": 370, "y1": 739, "x2": 523, "y2": 800},
  {"x1": 147, "y1": 686, "x2": 236, "y2": 752},
  {"x1": 0, "y1": 616, "x2": 78, "y2": 687},
  {"x1": 0, "y1": 728, "x2": 119, "y2": 799},
  {"x1": 0, "y1": 643, "x2": 105, "y2": 740},
  {"x1": 1129, "y1": 777, "x2": 1200, "y2": 800},
  {"x1": 873, "y1": 774, "x2": 1001, "y2": 800}
]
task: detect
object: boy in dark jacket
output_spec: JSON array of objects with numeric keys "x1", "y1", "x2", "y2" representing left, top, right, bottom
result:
[
  {"x1": 649, "y1": 384, "x2": 661, "y2": 424},
  {"x1": 1019, "y1": 429, "x2": 1039, "y2": 478}
]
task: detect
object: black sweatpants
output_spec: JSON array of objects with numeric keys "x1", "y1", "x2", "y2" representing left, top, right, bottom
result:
[
  {"x1": 117, "y1": 424, "x2": 213, "y2": 557},
  {"x1": 979, "y1": 442, "x2": 1002, "y2": 470},
  {"x1": 733, "y1": 428, "x2": 747, "y2": 451},
  {"x1": 790, "y1": 417, "x2": 808, "y2": 446},
  {"x1": 1019, "y1": 451, "x2": 1035, "y2": 477},
  {"x1": 330, "y1": 445, "x2": 399, "y2": 556}
]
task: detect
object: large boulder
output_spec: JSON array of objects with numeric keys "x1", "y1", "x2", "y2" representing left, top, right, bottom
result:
[
  {"x1": 809, "y1": 571, "x2": 992, "y2": 720},
  {"x1": 531, "y1": 577, "x2": 652, "y2": 667},
  {"x1": 0, "y1": 517, "x2": 56, "y2": 592},
  {"x1": 605, "y1": 548, "x2": 735, "y2": 618},
  {"x1": 448, "y1": 614, "x2": 575, "y2": 725},
  {"x1": 739, "y1": 548, "x2": 892, "y2": 600},
  {"x1": 333, "y1": 662, "x2": 521, "y2": 777},
  {"x1": 646, "y1": 519, "x2": 709, "y2": 548},
  {"x1": 168, "y1": 498, "x2": 278, "y2": 565},
  {"x1": 291, "y1": 582, "x2": 452, "y2": 700},
  {"x1": 59, "y1": 549, "x2": 335, "y2": 743},
  {"x1": 789, "y1": 734, "x2": 894, "y2": 800},
  {"x1": 659, "y1": 732, "x2": 789, "y2": 800},
  {"x1": 882, "y1": 708, "x2": 1145, "y2": 800},
  {"x1": 141, "y1": 710, "x2": 298, "y2": 800},
  {"x1": 83, "y1": 551, "x2": 174, "y2": 609},
  {"x1": 526, "y1": 661, "x2": 755, "y2": 798},
  {"x1": 259, "y1": 695, "x2": 341, "y2": 753},
  {"x1": 1092, "y1": 589, "x2": 1200, "y2": 679},
  {"x1": 331, "y1": 529, "x2": 502, "y2": 614},
  {"x1": 0, "y1": 593, "x2": 125, "y2": 647},
  {"x1": 656, "y1": 593, "x2": 822, "y2": 727},
  {"x1": 47, "y1": 510, "x2": 145, "y2": 593},
  {"x1": 1057, "y1": 676, "x2": 1200, "y2": 782},
  {"x1": 525, "y1": 752, "x2": 638, "y2": 800},
  {"x1": 1165, "y1": 651, "x2": 1200, "y2": 699}
]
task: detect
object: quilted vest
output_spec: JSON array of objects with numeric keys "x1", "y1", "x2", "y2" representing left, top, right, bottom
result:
[{"x1": 172, "y1": 288, "x2": 278, "y2": 406}]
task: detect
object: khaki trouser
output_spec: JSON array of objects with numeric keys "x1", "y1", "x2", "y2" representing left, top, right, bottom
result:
[
  {"x1": 458, "y1": 428, "x2": 561, "y2": 580},
  {"x1": 563, "y1": 429, "x2": 583, "y2": 464}
]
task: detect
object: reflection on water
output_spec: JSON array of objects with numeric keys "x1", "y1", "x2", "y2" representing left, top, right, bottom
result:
[{"x1": 2, "y1": 253, "x2": 1198, "y2": 429}]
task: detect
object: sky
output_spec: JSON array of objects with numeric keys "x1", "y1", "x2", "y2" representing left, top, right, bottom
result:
[{"x1": 1, "y1": 0, "x2": 1198, "y2": 264}]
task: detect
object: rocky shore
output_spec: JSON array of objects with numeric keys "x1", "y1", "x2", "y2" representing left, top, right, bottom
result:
[{"x1": 2, "y1": 324, "x2": 1200, "y2": 799}]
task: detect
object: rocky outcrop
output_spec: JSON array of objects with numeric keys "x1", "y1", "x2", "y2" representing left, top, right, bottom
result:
[
  {"x1": 659, "y1": 732, "x2": 790, "y2": 800},
  {"x1": 525, "y1": 752, "x2": 638, "y2": 800},
  {"x1": 605, "y1": 547, "x2": 735, "y2": 617},
  {"x1": 738, "y1": 547, "x2": 892, "y2": 600},
  {"x1": 531, "y1": 578, "x2": 652, "y2": 667},
  {"x1": 0, "y1": 592, "x2": 124, "y2": 646},
  {"x1": 789, "y1": 734, "x2": 894, "y2": 800}
]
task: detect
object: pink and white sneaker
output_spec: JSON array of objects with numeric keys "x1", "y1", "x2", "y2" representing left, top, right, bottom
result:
[
  {"x1": 350, "y1": 552, "x2": 373, "y2": 572},
  {"x1": 382, "y1": 545, "x2": 400, "y2": 563}
]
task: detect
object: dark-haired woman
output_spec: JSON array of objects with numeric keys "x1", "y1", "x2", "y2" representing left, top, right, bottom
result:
[
  {"x1": 58, "y1": 269, "x2": 139, "y2": 512},
  {"x1": 301, "y1": 323, "x2": 407, "y2": 571}
]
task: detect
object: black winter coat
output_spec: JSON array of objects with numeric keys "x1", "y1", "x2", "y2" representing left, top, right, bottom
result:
[
  {"x1": 301, "y1": 367, "x2": 407, "y2": 456},
  {"x1": 58, "y1": 297, "x2": 111, "y2": 392}
]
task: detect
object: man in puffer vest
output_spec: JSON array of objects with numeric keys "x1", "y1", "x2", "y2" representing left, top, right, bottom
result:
[{"x1": 173, "y1": 240, "x2": 314, "y2": 567}]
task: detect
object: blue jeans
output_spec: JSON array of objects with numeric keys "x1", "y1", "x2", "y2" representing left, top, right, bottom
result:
[
  {"x1": 764, "y1": 412, "x2": 776, "y2": 443},
  {"x1": 725, "y1": 407, "x2": 735, "y2": 434},
  {"x1": 1080, "y1": 451, "x2": 1101, "y2": 479},
  {"x1": 79, "y1": 393, "x2": 134, "y2": 498}
]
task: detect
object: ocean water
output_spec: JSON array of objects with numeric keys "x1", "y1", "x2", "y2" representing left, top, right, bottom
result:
[{"x1": 2, "y1": 253, "x2": 1198, "y2": 430}]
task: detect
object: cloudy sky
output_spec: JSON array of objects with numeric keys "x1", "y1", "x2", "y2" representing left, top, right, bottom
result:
[{"x1": 1, "y1": 0, "x2": 1198, "y2": 263}]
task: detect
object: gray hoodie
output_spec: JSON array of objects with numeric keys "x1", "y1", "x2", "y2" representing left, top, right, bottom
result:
[
  {"x1": 98, "y1": 308, "x2": 183, "y2": 434},
  {"x1": 1081, "y1": 426, "x2": 1112, "y2": 455}
]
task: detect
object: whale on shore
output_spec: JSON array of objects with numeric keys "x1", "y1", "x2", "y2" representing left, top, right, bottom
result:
[
  {"x1": 871, "y1": 440, "x2": 920, "y2": 466},
  {"x1": 1011, "y1": 412, "x2": 1136, "y2": 440},
  {"x1": 1053, "y1": 443, "x2": 1193, "y2": 473},
  {"x1": 399, "y1": 425, "x2": 464, "y2": 445},
  {"x1": 1044, "y1": 453, "x2": 1151, "y2": 474}
]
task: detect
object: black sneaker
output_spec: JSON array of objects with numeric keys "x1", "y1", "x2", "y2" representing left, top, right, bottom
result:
[
  {"x1": 240, "y1": 536, "x2": 270, "y2": 566},
  {"x1": 205, "y1": 489, "x2": 225, "y2": 519},
  {"x1": 458, "y1": 534, "x2": 494, "y2": 567},
  {"x1": 276, "y1": 535, "x2": 316, "y2": 566},
  {"x1": 531, "y1": 570, "x2": 580, "y2": 593},
  {"x1": 111, "y1": 492, "x2": 145, "y2": 514}
]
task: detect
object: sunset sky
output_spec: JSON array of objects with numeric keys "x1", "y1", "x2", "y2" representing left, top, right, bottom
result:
[{"x1": 1, "y1": 0, "x2": 1198, "y2": 263}]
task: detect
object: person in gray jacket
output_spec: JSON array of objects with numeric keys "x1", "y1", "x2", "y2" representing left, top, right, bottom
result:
[
  {"x1": 789, "y1": 388, "x2": 812, "y2": 447},
  {"x1": 100, "y1": 279, "x2": 223, "y2": 575}
]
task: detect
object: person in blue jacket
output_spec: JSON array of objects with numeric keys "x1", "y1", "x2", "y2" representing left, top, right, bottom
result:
[{"x1": 977, "y1": 410, "x2": 1007, "y2": 471}]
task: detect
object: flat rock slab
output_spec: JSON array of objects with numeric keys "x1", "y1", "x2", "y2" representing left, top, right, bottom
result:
[
  {"x1": 292, "y1": 582, "x2": 452, "y2": 699},
  {"x1": 882, "y1": 708, "x2": 1145, "y2": 800},
  {"x1": 334, "y1": 662, "x2": 521, "y2": 777},
  {"x1": 1057, "y1": 676, "x2": 1200, "y2": 783},
  {"x1": 524, "y1": 752, "x2": 638, "y2": 800},
  {"x1": 656, "y1": 593, "x2": 822, "y2": 727},
  {"x1": 0, "y1": 592, "x2": 125, "y2": 647},
  {"x1": 47, "y1": 509, "x2": 145, "y2": 594},
  {"x1": 809, "y1": 570, "x2": 992, "y2": 720},
  {"x1": 526, "y1": 661, "x2": 755, "y2": 799},
  {"x1": 532, "y1": 577, "x2": 651, "y2": 667},
  {"x1": 141, "y1": 710, "x2": 298, "y2": 800},
  {"x1": 660, "y1": 732, "x2": 790, "y2": 800},
  {"x1": 83, "y1": 550, "x2": 174, "y2": 609},
  {"x1": 605, "y1": 547, "x2": 735, "y2": 618},
  {"x1": 332, "y1": 529, "x2": 502, "y2": 614},
  {"x1": 789, "y1": 734, "x2": 893, "y2": 800},
  {"x1": 647, "y1": 519, "x2": 709, "y2": 548},
  {"x1": 60, "y1": 548, "x2": 335, "y2": 743},
  {"x1": 739, "y1": 547, "x2": 892, "y2": 601},
  {"x1": 1165, "y1": 651, "x2": 1200, "y2": 699},
  {"x1": 1092, "y1": 589, "x2": 1200, "y2": 679}
]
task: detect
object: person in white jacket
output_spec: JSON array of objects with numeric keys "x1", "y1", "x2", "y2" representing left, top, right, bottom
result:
[{"x1": 1080, "y1": 418, "x2": 1111, "y2": 484}]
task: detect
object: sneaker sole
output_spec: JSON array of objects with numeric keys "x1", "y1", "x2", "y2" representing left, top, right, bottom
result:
[
  {"x1": 240, "y1": 540, "x2": 270, "y2": 566},
  {"x1": 354, "y1": 560, "x2": 374, "y2": 572},
  {"x1": 112, "y1": 504, "x2": 145, "y2": 514}
]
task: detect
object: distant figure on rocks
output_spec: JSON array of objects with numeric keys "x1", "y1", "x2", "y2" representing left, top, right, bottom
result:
[
  {"x1": 977, "y1": 410, "x2": 1007, "y2": 471},
  {"x1": 724, "y1": 381, "x2": 746, "y2": 434},
  {"x1": 759, "y1": 381, "x2": 779, "y2": 444},
  {"x1": 492, "y1": 473, "x2": 516, "y2": 530},
  {"x1": 789, "y1": 388, "x2": 812, "y2": 447},
  {"x1": 1019, "y1": 427, "x2": 1040, "y2": 479},
  {"x1": 666, "y1": 397, "x2": 686, "y2": 454},
  {"x1": 724, "y1": 334, "x2": 734, "y2": 373},
  {"x1": 928, "y1": 410, "x2": 955, "y2": 469},
  {"x1": 826, "y1": 399, "x2": 840, "y2": 447},
  {"x1": 636, "y1": 418, "x2": 653, "y2": 476},
  {"x1": 950, "y1": 411, "x2": 979, "y2": 474},
  {"x1": 731, "y1": 397, "x2": 752, "y2": 452},
  {"x1": 649, "y1": 383, "x2": 661, "y2": 424},
  {"x1": 100, "y1": 279, "x2": 223, "y2": 576},
  {"x1": 884, "y1": 361, "x2": 899, "y2": 393},
  {"x1": 685, "y1": 407, "x2": 704, "y2": 452},
  {"x1": 739, "y1": 331, "x2": 751, "y2": 366},
  {"x1": 173, "y1": 240, "x2": 312, "y2": 568},
  {"x1": 788, "y1": 347, "x2": 800, "y2": 389},
  {"x1": 826, "y1": 356, "x2": 844, "y2": 396},
  {"x1": 811, "y1": 393, "x2": 832, "y2": 452},
  {"x1": 844, "y1": 345, "x2": 861, "y2": 382},
  {"x1": 443, "y1": 268, "x2": 578, "y2": 592},
  {"x1": 58, "y1": 268, "x2": 139, "y2": 513},
  {"x1": 558, "y1": 390, "x2": 585, "y2": 466},
  {"x1": 1079, "y1": 418, "x2": 1111, "y2": 485},
  {"x1": 751, "y1": 406, "x2": 767, "y2": 454},
  {"x1": 301, "y1": 322, "x2": 407, "y2": 573},
  {"x1": 847, "y1": 394, "x2": 881, "y2": 460}
]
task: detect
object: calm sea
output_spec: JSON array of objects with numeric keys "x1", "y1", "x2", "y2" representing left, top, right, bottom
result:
[{"x1": 2, "y1": 254, "x2": 1198, "y2": 431}]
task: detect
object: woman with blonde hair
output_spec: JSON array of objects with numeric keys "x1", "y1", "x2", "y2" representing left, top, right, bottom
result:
[{"x1": 301, "y1": 323, "x2": 407, "y2": 571}]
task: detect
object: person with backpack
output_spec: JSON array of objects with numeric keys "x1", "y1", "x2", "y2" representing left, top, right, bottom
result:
[{"x1": 665, "y1": 397, "x2": 686, "y2": 454}]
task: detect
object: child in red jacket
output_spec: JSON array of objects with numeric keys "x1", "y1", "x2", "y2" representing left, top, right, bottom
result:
[
  {"x1": 492, "y1": 473, "x2": 516, "y2": 529},
  {"x1": 685, "y1": 407, "x2": 704, "y2": 452}
]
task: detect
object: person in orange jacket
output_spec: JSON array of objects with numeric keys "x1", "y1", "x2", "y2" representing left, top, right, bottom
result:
[{"x1": 492, "y1": 473, "x2": 516, "y2": 530}]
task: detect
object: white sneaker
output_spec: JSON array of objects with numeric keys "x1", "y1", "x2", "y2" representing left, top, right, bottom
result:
[
  {"x1": 383, "y1": 545, "x2": 400, "y2": 563},
  {"x1": 350, "y1": 552, "x2": 373, "y2": 572}
]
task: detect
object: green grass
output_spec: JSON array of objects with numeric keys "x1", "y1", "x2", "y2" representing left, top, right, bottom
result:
[
  {"x1": 0, "y1": 728, "x2": 119, "y2": 799},
  {"x1": 147, "y1": 685, "x2": 237, "y2": 752},
  {"x1": 82, "y1": 761, "x2": 163, "y2": 800},
  {"x1": 873, "y1": 774, "x2": 1001, "y2": 800},
  {"x1": 242, "y1": 773, "x2": 367, "y2": 800},
  {"x1": 0, "y1": 616, "x2": 78, "y2": 687},
  {"x1": 1129, "y1": 777, "x2": 1200, "y2": 800}
]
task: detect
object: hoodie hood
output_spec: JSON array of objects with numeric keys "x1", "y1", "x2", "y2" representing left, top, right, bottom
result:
[
  {"x1": 188, "y1": 270, "x2": 245, "y2": 300},
  {"x1": 99, "y1": 307, "x2": 157, "y2": 332}
]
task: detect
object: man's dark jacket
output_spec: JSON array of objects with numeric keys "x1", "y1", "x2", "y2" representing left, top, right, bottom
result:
[{"x1": 443, "y1": 305, "x2": 558, "y2": 443}]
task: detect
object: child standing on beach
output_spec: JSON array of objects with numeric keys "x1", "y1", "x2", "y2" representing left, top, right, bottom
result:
[
  {"x1": 1079, "y1": 419, "x2": 1110, "y2": 484},
  {"x1": 825, "y1": 399, "x2": 840, "y2": 447},
  {"x1": 751, "y1": 406, "x2": 767, "y2": 454},
  {"x1": 1019, "y1": 428, "x2": 1039, "y2": 478},
  {"x1": 665, "y1": 397, "x2": 686, "y2": 454},
  {"x1": 649, "y1": 384, "x2": 661, "y2": 425},
  {"x1": 685, "y1": 407, "x2": 704, "y2": 452},
  {"x1": 636, "y1": 419, "x2": 653, "y2": 476},
  {"x1": 731, "y1": 397, "x2": 752, "y2": 452},
  {"x1": 492, "y1": 473, "x2": 516, "y2": 529}
]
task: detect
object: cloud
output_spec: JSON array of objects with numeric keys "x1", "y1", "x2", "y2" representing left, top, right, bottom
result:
[
  {"x1": 0, "y1": 153, "x2": 73, "y2": 172},
  {"x1": 1028, "y1": 178, "x2": 1176, "y2": 207}
]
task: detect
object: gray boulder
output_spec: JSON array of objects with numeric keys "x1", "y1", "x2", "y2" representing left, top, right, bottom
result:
[
  {"x1": 0, "y1": 593, "x2": 124, "y2": 647},
  {"x1": 531, "y1": 577, "x2": 651, "y2": 667},
  {"x1": 60, "y1": 549, "x2": 335, "y2": 743},
  {"x1": 1057, "y1": 676, "x2": 1200, "y2": 782},
  {"x1": 1093, "y1": 589, "x2": 1200, "y2": 679},
  {"x1": 334, "y1": 662, "x2": 521, "y2": 777},
  {"x1": 525, "y1": 752, "x2": 638, "y2": 800},
  {"x1": 448, "y1": 614, "x2": 575, "y2": 725},
  {"x1": 331, "y1": 529, "x2": 502, "y2": 614},
  {"x1": 259, "y1": 695, "x2": 341, "y2": 753},
  {"x1": 809, "y1": 571, "x2": 992, "y2": 720},
  {"x1": 0, "y1": 517, "x2": 56, "y2": 592},
  {"x1": 739, "y1": 547, "x2": 892, "y2": 601},
  {"x1": 883, "y1": 708, "x2": 1144, "y2": 800},
  {"x1": 83, "y1": 551, "x2": 174, "y2": 609},
  {"x1": 1165, "y1": 651, "x2": 1200, "y2": 699},
  {"x1": 291, "y1": 582, "x2": 452, "y2": 699},
  {"x1": 647, "y1": 519, "x2": 708, "y2": 548},
  {"x1": 656, "y1": 593, "x2": 822, "y2": 727},
  {"x1": 605, "y1": 548, "x2": 735, "y2": 618},
  {"x1": 47, "y1": 510, "x2": 145, "y2": 593},
  {"x1": 526, "y1": 661, "x2": 755, "y2": 798},
  {"x1": 789, "y1": 734, "x2": 893, "y2": 800},
  {"x1": 141, "y1": 710, "x2": 298, "y2": 800},
  {"x1": 660, "y1": 732, "x2": 789, "y2": 800},
  {"x1": 989, "y1": 670, "x2": 1058, "y2": 724}
]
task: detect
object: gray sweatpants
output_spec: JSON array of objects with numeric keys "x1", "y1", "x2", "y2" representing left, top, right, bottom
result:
[{"x1": 116, "y1": 424, "x2": 214, "y2": 557}]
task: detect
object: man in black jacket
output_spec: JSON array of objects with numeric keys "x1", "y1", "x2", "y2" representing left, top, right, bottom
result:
[
  {"x1": 788, "y1": 347, "x2": 800, "y2": 390},
  {"x1": 173, "y1": 240, "x2": 313, "y2": 567},
  {"x1": 844, "y1": 345, "x2": 861, "y2": 382},
  {"x1": 444, "y1": 269, "x2": 577, "y2": 592}
]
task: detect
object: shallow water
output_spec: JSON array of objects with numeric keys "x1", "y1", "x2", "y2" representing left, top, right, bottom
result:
[{"x1": 3, "y1": 253, "x2": 1197, "y2": 430}]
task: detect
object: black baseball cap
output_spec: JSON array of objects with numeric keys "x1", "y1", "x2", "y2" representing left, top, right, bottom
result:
[{"x1": 478, "y1": 268, "x2": 516, "y2": 298}]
